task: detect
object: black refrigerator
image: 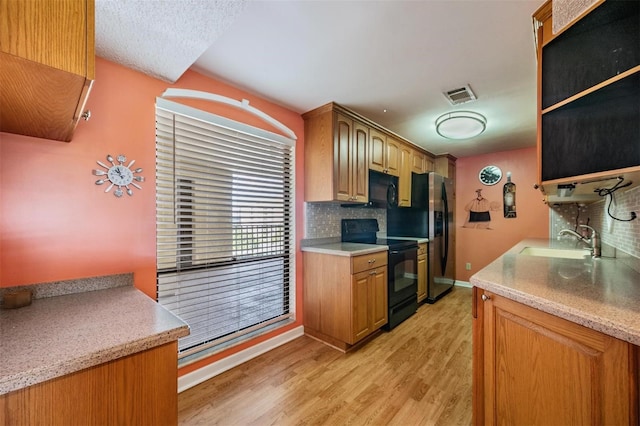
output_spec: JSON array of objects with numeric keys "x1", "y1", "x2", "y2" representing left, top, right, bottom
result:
[{"x1": 387, "y1": 172, "x2": 455, "y2": 303}]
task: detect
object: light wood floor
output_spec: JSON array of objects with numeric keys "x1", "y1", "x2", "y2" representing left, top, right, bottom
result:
[{"x1": 179, "y1": 286, "x2": 472, "y2": 425}]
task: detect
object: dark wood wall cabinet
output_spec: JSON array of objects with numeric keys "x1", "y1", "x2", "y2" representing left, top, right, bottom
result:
[{"x1": 533, "y1": 0, "x2": 640, "y2": 198}]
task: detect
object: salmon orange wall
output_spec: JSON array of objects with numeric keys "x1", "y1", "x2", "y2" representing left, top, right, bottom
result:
[
  {"x1": 0, "y1": 58, "x2": 305, "y2": 374},
  {"x1": 455, "y1": 147, "x2": 549, "y2": 282}
]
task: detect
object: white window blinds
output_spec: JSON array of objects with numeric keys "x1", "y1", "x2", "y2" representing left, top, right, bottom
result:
[{"x1": 155, "y1": 98, "x2": 295, "y2": 358}]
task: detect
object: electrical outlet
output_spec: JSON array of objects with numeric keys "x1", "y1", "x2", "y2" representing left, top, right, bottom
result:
[{"x1": 465, "y1": 262, "x2": 471, "y2": 271}]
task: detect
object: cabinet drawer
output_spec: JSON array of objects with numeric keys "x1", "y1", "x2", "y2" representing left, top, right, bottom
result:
[
  {"x1": 352, "y1": 251, "x2": 388, "y2": 274},
  {"x1": 418, "y1": 243, "x2": 427, "y2": 256}
]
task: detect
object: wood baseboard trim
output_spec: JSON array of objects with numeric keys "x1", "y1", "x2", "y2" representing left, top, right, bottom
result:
[{"x1": 177, "y1": 326, "x2": 304, "y2": 393}]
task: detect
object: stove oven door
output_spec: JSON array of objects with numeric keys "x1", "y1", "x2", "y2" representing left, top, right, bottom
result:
[{"x1": 387, "y1": 245, "x2": 418, "y2": 308}]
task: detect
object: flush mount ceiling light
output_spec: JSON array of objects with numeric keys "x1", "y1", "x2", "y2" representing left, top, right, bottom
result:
[{"x1": 435, "y1": 111, "x2": 487, "y2": 140}]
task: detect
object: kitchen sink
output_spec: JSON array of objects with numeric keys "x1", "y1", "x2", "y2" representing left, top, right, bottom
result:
[{"x1": 519, "y1": 247, "x2": 592, "y2": 259}]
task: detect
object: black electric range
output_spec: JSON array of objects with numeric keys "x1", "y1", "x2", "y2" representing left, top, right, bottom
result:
[
  {"x1": 341, "y1": 219, "x2": 417, "y2": 249},
  {"x1": 341, "y1": 219, "x2": 418, "y2": 330}
]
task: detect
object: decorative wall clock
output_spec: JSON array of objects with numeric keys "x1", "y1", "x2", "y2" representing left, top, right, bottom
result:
[
  {"x1": 478, "y1": 165, "x2": 502, "y2": 186},
  {"x1": 93, "y1": 154, "x2": 145, "y2": 197}
]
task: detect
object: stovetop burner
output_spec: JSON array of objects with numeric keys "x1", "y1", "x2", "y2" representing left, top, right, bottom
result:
[
  {"x1": 341, "y1": 219, "x2": 418, "y2": 250},
  {"x1": 375, "y1": 238, "x2": 419, "y2": 250}
]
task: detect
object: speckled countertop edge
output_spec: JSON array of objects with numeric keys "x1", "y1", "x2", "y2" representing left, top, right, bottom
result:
[
  {"x1": 300, "y1": 242, "x2": 389, "y2": 256},
  {"x1": 0, "y1": 273, "x2": 133, "y2": 302},
  {"x1": 300, "y1": 235, "x2": 428, "y2": 256},
  {"x1": 0, "y1": 286, "x2": 189, "y2": 395},
  {"x1": 470, "y1": 238, "x2": 640, "y2": 346}
]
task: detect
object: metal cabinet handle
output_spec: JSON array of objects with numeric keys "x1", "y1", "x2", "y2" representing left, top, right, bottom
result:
[
  {"x1": 367, "y1": 259, "x2": 376, "y2": 264},
  {"x1": 369, "y1": 270, "x2": 377, "y2": 275},
  {"x1": 481, "y1": 294, "x2": 490, "y2": 302}
]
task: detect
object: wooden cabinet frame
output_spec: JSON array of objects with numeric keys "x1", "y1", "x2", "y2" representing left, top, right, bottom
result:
[
  {"x1": 0, "y1": 0, "x2": 95, "y2": 141},
  {"x1": 303, "y1": 102, "x2": 444, "y2": 205},
  {"x1": 473, "y1": 288, "x2": 638, "y2": 425},
  {"x1": 0, "y1": 342, "x2": 179, "y2": 425},
  {"x1": 532, "y1": 0, "x2": 640, "y2": 198},
  {"x1": 303, "y1": 250, "x2": 388, "y2": 352}
]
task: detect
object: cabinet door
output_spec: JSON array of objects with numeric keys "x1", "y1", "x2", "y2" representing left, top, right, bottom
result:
[
  {"x1": 369, "y1": 128, "x2": 386, "y2": 173},
  {"x1": 411, "y1": 151, "x2": 425, "y2": 174},
  {"x1": 334, "y1": 113, "x2": 352, "y2": 202},
  {"x1": 351, "y1": 270, "x2": 372, "y2": 343},
  {"x1": 385, "y1": 136, "x2": 401, "y2": 176},
  {"x1": 480, "y1": 291, "x2": 636, "y2": 425},
  {"x1": 352, "y1": 121, "x2": 369, "y2": 202},
  {"x1": 417, "y1": 254, "x2": 427, "y2": 303},
  {"x1": 435, "y1": 156, "x2": 452, "y2": 178},
  {"x1": 424, "y1": 156, "x2": 435, "y2": 172},
  {"x1": 370, "y1": 267, "x2": 388, "y2": 330},
  {"x1": 398, "y1": 145, "x2": 412, "y2": 207},
  {"x1": 0, "y1": 0, "x2": 92, "y2": 76},
  {"x1": 0, "y1": 0, "x2": 94, "y2": 142}
]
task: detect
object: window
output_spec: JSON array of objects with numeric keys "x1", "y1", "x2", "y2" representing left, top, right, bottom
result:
[{"x1": 155, "y1": 97, "x2": 295, "y2": 359}]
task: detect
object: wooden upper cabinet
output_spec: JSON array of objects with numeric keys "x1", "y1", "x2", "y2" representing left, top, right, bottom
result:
[
  {"x1": 368, "y1": 128, "x2": 386, "y2": 173},
  {"x1": 303, "y1": 105, "x2": 368, "y2": 203},
  {"x1": 411, "y1": 150, "x2": 425, "y2": 174},
  {"x1": 334, "y1": 114, "x2": 353, "y2": 201},
  {"x1": 474, "y1": 290, "x2": 638, "y2": 425},
  {"x1": 435, "y1": 154, "x2": 456, "y2": 181},
  {"x1": 0, "y1": 0, "x2": 95, "y2": 142},
  {"x1": 424, "y1": 155, "x2": 435, "y2": 172},
  {"x1": 533, "y1": 0, "x2": 640, "y2": 193},
  {"x1": 369, "y1": 129, "x2": 400, "y2": 177},
  {"x1": 385, "y1": 136, "x2": 400, "y2": 176},
  {"x1": 304, "y1": 102, "x2": 438, "y2": 203},
  {"x1": 352, "y1": 121, "x2": 369, "y2": 201},
  {"x1": 398, "y1": 144, "x2": 412, "y2": 207}
]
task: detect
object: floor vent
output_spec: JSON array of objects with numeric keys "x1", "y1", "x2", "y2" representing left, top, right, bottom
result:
[{"x1": 443, "y1": 85, "x2": 477, "y2": 105}]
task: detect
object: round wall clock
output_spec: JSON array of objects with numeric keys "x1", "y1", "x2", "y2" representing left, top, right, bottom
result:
[
  {"x1": 93, "y1": 154, "x2": 145, "y2": 197},
  {"x1": 479, "y1": 165, "x2": 502, "y2": 186}
]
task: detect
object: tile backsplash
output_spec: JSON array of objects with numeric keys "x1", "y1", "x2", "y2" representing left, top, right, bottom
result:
[
  {"x1": 550, "y1": 184, "x2": 640, "y2": 258},
  {"x1": 305, "y1": 203, "x2": 386, "y2": 239}
]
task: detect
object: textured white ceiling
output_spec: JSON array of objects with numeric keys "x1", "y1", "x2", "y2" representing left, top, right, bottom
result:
[
  {"x1": 95, "y1": 0, "x2": 542, "y2": 158},
  {"x1": 95, "y1": 0, "x2": 248, "y2": 82}
]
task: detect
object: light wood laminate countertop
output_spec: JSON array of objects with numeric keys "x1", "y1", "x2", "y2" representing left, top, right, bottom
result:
[
  {"x1": 470, "y1": 239, "x2": 640, "y2": 345},
  {"x1": 0, "y1": 285, "x2": 189, "y2": 395}
]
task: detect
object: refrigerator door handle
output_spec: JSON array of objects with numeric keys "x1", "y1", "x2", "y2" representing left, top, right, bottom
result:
[{"x1": 441, "y1": 181, "x2": 449, "y2": 275}]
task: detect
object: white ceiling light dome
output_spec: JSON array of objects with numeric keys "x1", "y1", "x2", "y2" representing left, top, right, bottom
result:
[{"x1": 435, "y1": 111, "x2": 487, "y2": 140}]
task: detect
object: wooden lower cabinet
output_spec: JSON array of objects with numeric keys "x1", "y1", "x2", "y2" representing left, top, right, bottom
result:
[
  {"x1": 417, "y1": 243, "x2": 427, "y2": 303},
  {"x1": 304, "y1": 250, "x2": 388, "y2": 351},
  {"x1": 352, "y1": 267, "x2": 387, "y2": 342},
  {"x1": 0, "y1": 342, "x2": 179, "y2": 426},
  {"x1": 473, "y1": 288, "x2": 639, "y2": 425}
]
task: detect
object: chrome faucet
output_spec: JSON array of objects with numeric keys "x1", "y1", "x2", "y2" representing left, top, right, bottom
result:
[{"x1": 558, "y1": 225, "x2": 601, "y2": 258}]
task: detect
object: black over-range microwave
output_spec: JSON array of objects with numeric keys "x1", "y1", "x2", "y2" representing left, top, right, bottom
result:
[{"x1": 342, "y1": 169, "x2": 399, "y2": 208}]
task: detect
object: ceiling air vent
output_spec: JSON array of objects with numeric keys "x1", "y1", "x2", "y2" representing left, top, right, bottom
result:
[{"x1": 443, "y1": 85, "x2": 477, "y2": 105}]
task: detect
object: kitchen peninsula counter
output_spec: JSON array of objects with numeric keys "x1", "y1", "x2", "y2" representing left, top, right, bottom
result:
[
  {"x1": 0, "y1": 284, "x2": 189, "y2": 395},
  {"x1": 470, "y1": 238, "x2": 640, "y2": 345}
]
